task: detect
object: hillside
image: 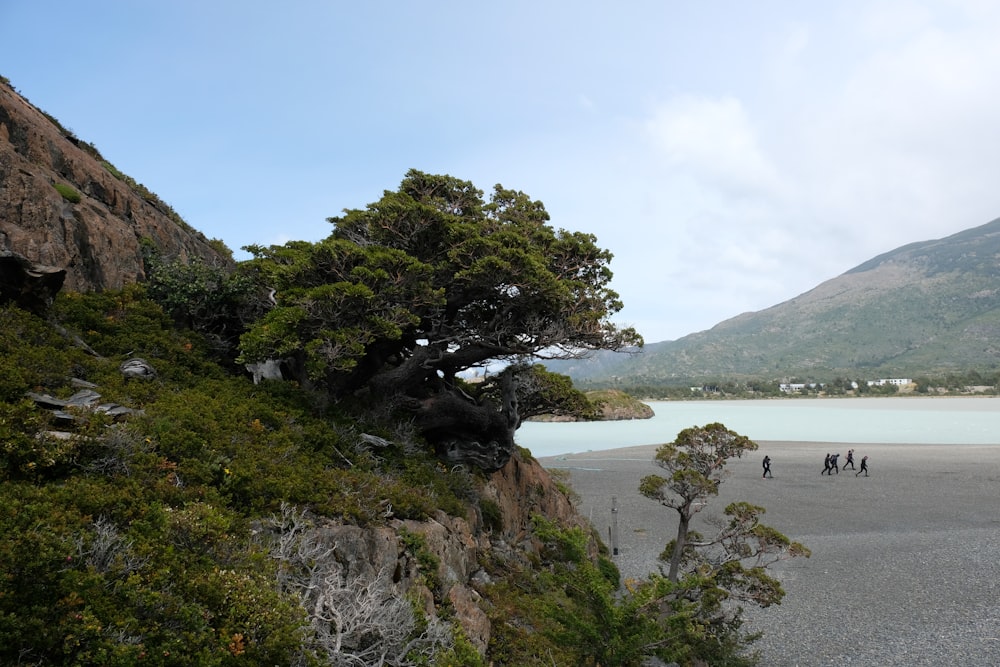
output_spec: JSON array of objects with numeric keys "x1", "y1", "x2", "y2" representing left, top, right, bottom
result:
[
  {"x1": 0, "y1": 290, "x2": 605, "y2": 664},
  {"x1": 0, "y1": 76, "x2": 232, "y2": 292},
  {"x1": 548, "y1": 217, "x2": 1000, "y2": 386}
]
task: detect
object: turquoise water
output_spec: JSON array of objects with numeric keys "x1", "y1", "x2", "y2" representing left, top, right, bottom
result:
[{"x1": 516, "y1": 397, "x2": 1000, "y2": 458}]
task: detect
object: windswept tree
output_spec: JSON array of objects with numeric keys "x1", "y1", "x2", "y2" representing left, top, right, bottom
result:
[
  {"x1": 639, "y1": 423, "x2": 809, "y2": 595},
  {"x1": 238, "y1": 170, "x2": 641, "y2": 470},
  {"x1": 633, "y1": 424, "x2": 810, "y2": 663}
]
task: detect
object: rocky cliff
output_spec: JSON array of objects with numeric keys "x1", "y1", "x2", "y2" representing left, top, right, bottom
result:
[
  {"x1": 0, "y1": 78, "x2": 232, "y2": 293},
  {"x1": 325, "y1": 451, "x2": 591, "y2": 652}
]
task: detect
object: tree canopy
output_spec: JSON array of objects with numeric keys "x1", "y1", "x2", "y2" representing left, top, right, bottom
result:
[{"x1": 238, "y1": 170, "x2": 641, "y2": 469}]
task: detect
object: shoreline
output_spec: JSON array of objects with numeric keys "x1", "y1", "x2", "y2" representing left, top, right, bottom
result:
[
  {"x1": 517, "y1": 395, "x2": 1000, "y2": 459},
  {"x1": 538, "y1": 441, "x2": 1000, "y2": 665}
]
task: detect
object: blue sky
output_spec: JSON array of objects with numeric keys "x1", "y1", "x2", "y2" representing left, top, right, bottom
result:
[{"x1": 4, "y1": 1, "x2": 1000, "y2": 343}]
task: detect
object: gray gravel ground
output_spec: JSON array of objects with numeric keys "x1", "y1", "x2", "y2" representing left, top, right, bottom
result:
[{"x1": 539, "y1": 442, "x2": 1000, "y2": 666}]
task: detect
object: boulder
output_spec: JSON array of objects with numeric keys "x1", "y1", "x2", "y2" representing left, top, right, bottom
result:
[{"x1": 120, "y1": 357, "x2": 156, "y2": 381}]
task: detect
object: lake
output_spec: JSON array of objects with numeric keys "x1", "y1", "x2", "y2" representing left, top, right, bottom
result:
[{"x1": 516, "y1": 396, "x2": 1000, "y2": 458}]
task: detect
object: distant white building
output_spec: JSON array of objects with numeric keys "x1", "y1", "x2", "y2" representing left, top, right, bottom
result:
[
  {"x1": 867, "y1": 378, "x2": 912, "y2": 387},
  {"x1": 779, "y1": 383, "x2": 817, "y2": 393}
]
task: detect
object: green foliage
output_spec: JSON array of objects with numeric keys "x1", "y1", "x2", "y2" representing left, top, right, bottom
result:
[
  {"x1": 142, "y1": 249, "x2": 260, "y2": 360},
  {"x1": 635, "y1": 424, "x2": 808, "y2": 662},
  {"x1": 0, "y1": 305, "x2": 83, "y2": 400},
  {"x1": 0, "y1": 400, "x2": 75, "y2": 479},
  {"x1": 0, "y1": 479, "x2": 306, "y2": 665},
  {"x1": 399, "y1": 528, "x2": 442, "y2": 595},
  {"x1": 479, "y1": 497, "x2": 503, "y2": 532},
  {"x1": 0, "y1": 289, "x2": 488, "y2": 664},
  {"x1": 500, "y1": 364, "x2": 598, "y2": 421},
  {"x1": 238, "y1": 171, "x2": 642, "y2": 454},
  {"x1": 238, "y1": 237, "x2": 438, "y2": 382},
  {"x1": 100, "y1": 160, "x2": 125, "y2": 179},
  {"x1": 430, "y1": 626, "x2": 487, "y2": 667},
  {"x1": 620, "y1": 574, "x2": 760, "y2": 667},
  {"x1": 52, "y1": 286, "x2": 212, "y2": 373},
  {"x1": 53, "y1": 182, "x2": 82, "y2": 203},
  {"x1": 0, "y1": 234, "x2": 780, "y2": 664},
  {"x1": 207, "y1": 238, "x2": 235, "y2": 260},
  {"x1": 486, "y1": 516, "x2": 760, "y2": 666}
]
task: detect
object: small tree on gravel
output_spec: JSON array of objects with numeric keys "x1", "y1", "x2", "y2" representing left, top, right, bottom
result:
[
  {"x1": 639, "y1": 422, "x2": 810, "y2": 602},
  {"x1": 630, "y1": 423, "x2": 810, "y2": 664}
]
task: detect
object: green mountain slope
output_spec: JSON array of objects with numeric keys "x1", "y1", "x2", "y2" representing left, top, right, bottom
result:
[{"x1": 550, "y1": 217, "x2": 1000, "y2": 385}]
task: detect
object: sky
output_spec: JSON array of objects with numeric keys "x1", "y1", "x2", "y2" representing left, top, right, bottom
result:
[{"x1": 4, "y1": 1, "x2": 1000, "y2": 343}]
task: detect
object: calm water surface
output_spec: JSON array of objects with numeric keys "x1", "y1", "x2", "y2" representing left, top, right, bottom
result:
[{"x1": 516, "y1": 396, "x2": 1000, "y2": 458}]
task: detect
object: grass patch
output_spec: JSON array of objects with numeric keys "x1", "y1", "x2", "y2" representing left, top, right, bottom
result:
[{"x1": 53, "y1": 182, "x2": 81, "y2": 203}]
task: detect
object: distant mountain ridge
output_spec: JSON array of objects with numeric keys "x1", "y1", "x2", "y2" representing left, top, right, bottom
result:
[{"x1": 547, "y1": 217, "x2": 1000, "y2": 385}]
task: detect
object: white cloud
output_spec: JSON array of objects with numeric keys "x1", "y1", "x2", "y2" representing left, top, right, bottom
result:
[
  {"x1": 797, "y1": 5, "x2": 1000, "y2": 252},
  {"x1": 644, "y1": 95, "x2": 785, "y2": 197}
]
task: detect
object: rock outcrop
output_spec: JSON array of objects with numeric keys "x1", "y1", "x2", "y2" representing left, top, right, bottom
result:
[
  {"x1": 0, "y1": 249, "x2": 65, "y2": 313},
  {"x1": 279, "y1": 450, "x2": 591, "y2": 656},
  {"x1": 0, "y1": 78, "x2": 232, "y2": 293}
]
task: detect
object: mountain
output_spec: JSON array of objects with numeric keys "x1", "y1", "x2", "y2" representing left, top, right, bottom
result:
[
  {"x1": 0, "y1": 76, "x2": 232, "y2": 293},
  {"x1": 548, "y1": 218, "x2": 1000, "y2": 385}
]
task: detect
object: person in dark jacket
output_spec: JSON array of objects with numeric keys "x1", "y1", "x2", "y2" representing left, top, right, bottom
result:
[
  {"x1": 822, "y1": 453, "x2": 831, "y2": 475},
  {"x1": 856, "y1": 455, "x2": 869, "y2": 477},
  {"x1": 843, "y1": 448, "x2": 856, "y2": 470},
  {"x1": 762, "y1": 455, "x2": 773, "y2": 478}
]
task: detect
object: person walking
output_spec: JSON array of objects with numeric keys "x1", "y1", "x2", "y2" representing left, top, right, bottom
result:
[
  {"x1": 843, "y1": 448, "x2": 856, "y2": 471},
  {"x1": 856, "y1": 455, "x2": 869, "y2": 477},
  {"x1": 762, "y1": 455, "x2": 773, "y2": 478},
  {"x1": 821, "y1": 453, "x2": 831, "y2": 475},
  {"x1": 829, "y1": 452, "x2": 840, "y2": 474}
]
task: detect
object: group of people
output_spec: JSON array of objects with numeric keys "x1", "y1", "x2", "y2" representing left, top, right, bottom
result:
[
  {"x1": 760, "y1": 449, "x2": 869, "y2": 478},
  {"x1": 821, "y1": 448, "x2": 869, "y2": 476}
]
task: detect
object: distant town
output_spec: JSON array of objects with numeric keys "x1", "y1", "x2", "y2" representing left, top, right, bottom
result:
[{"x1": 778, "y1": 378, "x2": 912, "y2": 393}]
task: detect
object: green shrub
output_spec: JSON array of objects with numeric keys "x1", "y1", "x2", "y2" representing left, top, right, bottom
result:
[
  {"x1": 100, "y1": 160, "x2": 124, "y2": 180},
  {"x1": 432, "y1": 626, "x2": 487, "y2": 666},
  {"x1": 479, "y1": 497, "x2": 503, "y2": 532},
  {"x1": 54, "y1": 182, "x2": 81, "y2": 203},
  {"x1": 398, "y1": 528, "x2": 442, "y2": 595},
  {"x1": 207, "y1": 237, "x2": 234, "y2": 260},
  {"x1": 0, "y1": 405, "x2": 77, "y2": 480},
  {"x1": 0, "y1": 305, "x2": 82, "y2": 400}
]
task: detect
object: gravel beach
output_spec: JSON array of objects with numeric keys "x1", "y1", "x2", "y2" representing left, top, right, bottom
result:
[{"x1": 539, "y1": 441, "x2": 1000, "y2": 666}]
